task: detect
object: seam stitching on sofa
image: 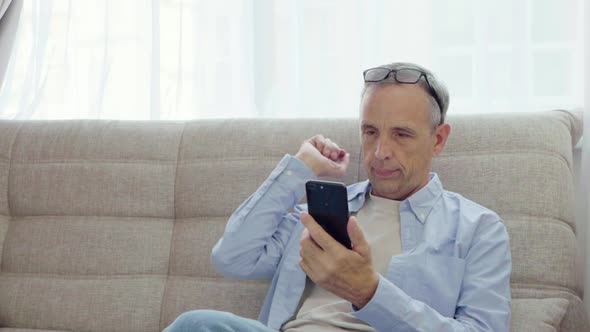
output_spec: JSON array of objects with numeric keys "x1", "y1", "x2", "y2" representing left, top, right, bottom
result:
[
  {"x1": 166, "y1": 275, "x2": 271, "y2": 283},
  {"x1": 2, "y1": 121, "x2": 24, "y2": 273},
  {"x1": 168, "y1": 275, "x2": 270, "y2": 282},
  {"x1": 10, "y1": 159, "x2": 177, "y2": 165},
  {"x1": 438, "y1": 150, "x2": 572, "y2": 172},
  {"x1": 172, "y1": 150, "x2": 569, "y2": 168},
  {"x1": 8, "y1": 213, "x2": 574, "y2": 227},
  {"x1": 11, "y1": 215, "x2": 174, "y2": 220},
  {"x1": 0, "y1": 272, "x2": 170, "y2": 280},
  {"x1": 0, "y1": 273, "x2": 577, "y2": 289},
  {"x1": 502, "y1": 214, "x2": 575, "y2": 233},
  {"x1": 158, "y1": 122, "x2": 186, "y2": 331},
  {"x1": 510, "y1": 282, "x2": 581, "y2": 298},
  {"x1": 511, "y1": 280, "x2": 581, "y2": 296},
  {"x1": 0, "y1": 272, "x2": 262, "y2": 281},
  {"x1": 12, "y1": 213, "x2": 226, "y2": 219}
]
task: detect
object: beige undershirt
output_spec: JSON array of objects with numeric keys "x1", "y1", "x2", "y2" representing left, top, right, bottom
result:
[{"x1": 281, "y1": 193, "x2": 402, "y2": 332}]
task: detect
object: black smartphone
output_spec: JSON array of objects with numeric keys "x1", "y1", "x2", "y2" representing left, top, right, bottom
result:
[{"x1": 305, "y1": 180, "x2": 351, "y2": 249}]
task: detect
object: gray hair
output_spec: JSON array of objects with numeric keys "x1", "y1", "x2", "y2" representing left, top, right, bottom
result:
[{"x1": 361, "y1": 62, "x2": 450, "y2": 128}]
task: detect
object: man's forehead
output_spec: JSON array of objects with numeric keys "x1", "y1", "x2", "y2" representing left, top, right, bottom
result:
[
  {"x1": 363, "y1": 81, "x2": 430, "y2": 99},
  {"x1": 361, "y1": 83, "x2": 431, "y2": 117}
]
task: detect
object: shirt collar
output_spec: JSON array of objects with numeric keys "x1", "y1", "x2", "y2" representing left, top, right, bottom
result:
[{"x1": 347, "y1": 173, "x2": 443, "y2": 224}]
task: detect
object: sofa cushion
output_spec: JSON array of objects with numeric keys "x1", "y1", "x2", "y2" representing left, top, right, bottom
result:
[
  {"x1": 0, "y1": 275, "x2": 165, "y2": 332},
  {"x1": 160, "y1": 277, "x2": 269, "y2": 330},
  {"x1": 1, "y1": 216, "x2": 173, "y2": 275},
  {"x1": 510, "y1": 298, "x2": 569, "y2": 332},
  {"x1": 8, "y1": 121, "x2": 183, "y2": 218}
]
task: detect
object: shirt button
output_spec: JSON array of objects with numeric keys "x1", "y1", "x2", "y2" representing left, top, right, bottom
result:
[
  {"x1": 420, "y1": 213, "x2": 425, "y2": 219},
  {"x1": 286, "y1": 170, "x2": 293, "y2": 176}
]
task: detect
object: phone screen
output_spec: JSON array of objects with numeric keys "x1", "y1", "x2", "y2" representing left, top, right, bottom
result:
[{"x1": 305, "y1": 180, "x2": 351, "y2": 249}]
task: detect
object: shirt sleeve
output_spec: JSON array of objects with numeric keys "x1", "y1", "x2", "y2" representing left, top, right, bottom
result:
[
  {"x1": 211, "y1": 154, "x2": 317, "y2": 279},
  {"x1": 352, "y1": 215, "x2": 512, "y2": 332}
]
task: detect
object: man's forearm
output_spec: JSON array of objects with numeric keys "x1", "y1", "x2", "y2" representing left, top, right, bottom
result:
[
  {"x1": 211, "y1": 154, "x2": 317, "y2": 279},
  {"x1": 353, "y1": 275, "x2": 481, "y2": 332}
]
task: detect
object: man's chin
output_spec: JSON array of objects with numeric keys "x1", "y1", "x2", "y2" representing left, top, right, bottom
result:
[{"x1": 369, "y1": 179, "x2": 402, "y2": 199}]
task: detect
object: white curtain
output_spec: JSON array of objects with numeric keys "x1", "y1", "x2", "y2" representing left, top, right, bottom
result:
[
  {"x1": 0, "y1": 0, "x2": 20, "y2": 86},
  {"x1": 0, "y1": 0, "x2": 14, "y2": 19},
  {"x1": 0, "y1": 0, "x2": 585, "y2": 120}
]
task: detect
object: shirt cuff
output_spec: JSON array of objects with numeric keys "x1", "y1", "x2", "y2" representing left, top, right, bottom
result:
[
  {"x1": 271, "y1": 154, "x2": 317, "y2": 196},
  {"x1": 352, "y1": 274, "x2": 411, "y2": 331},
  {"x1": 278, "y1": 154, "x2": 318, "y2": 181}
]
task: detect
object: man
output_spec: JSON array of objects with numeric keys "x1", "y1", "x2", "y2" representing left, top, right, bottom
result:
[{"x1": 164, "y1": 62, "x2": 512, "y2": 331}]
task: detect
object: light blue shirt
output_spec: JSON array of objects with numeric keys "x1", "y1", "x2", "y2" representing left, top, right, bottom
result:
[{"x1": 212, "y1": 155, "x2": 512, "y2": 331}]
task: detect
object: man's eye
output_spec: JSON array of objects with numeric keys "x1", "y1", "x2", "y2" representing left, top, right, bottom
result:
[
  {"x1": 364, "y1": 130, "x2": 376, "y2": 136},
  {"x1": 395, "y1": 132, "x2": 410, "y2": 138}
]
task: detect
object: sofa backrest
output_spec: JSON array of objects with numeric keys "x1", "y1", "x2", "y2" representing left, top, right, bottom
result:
[
  {"x1": 0, "y1": 121, "x2": 183, "y2": 331},
  {"x1": 0, "y1": 111, "x2": 586, "y2": 331}
]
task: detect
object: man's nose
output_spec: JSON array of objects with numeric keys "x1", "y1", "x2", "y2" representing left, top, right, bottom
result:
[{"x1": 374, "y1": 139, "x2": 393, "y2": 160}]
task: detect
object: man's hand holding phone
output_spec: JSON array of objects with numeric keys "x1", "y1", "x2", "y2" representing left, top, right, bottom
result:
[
  {"x1": 299, "y1": 212, "x2": 379, "y2": 309},
  {"x1": 295, "y1": 135, "x2": 350, "y2": 177},
  {"x1": 295, "y1": 135, "x2": 378, "y2": 307}
]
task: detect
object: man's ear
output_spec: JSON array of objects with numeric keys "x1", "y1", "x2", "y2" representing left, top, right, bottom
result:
[{"x1": 433, "y1": 123, "x2": 451, "y2": 157}]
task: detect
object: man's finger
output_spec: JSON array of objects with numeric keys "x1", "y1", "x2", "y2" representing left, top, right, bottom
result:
[
  {"x1": 300, "y1": 233, "x2": 323, "y2": 260},
  {"x1": 347, "y1": 216, "x2": 371, "y2": 257},
  {"x1": 300, "y1": 228, "x2": 310, "y2": 241},
  {"x1": 300, "y1": 211, "x2": 335, "y2": 251},
  {"x1": 322, "y1": 138, "x2": 334, "y2": 159},
  {"x1": 330, "y1": 151, "x2": 338, "y2": 160},
  {"x1": 330, "y1": 153, "x2": 350, "y2": 175},
  {"x1": 331, "y1": 143, "x2": 343, "y2": 160},
  {"x1": 324, "y1": 138, "x2": 339, "y2": 160},
  {"x1": 298, "y1": 258, "x2": 315, "y2": 278},
  {"x1": 338, "y1": 152, "x2": 350, "y2": 167},
  {"x1": 310, "y1": 135, "x2": 326, "y2": 152}
]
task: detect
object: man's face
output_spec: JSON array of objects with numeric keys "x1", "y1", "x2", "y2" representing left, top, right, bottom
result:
[{"x1": 360, "y1": 84, "x2": 449, "y2": 201}]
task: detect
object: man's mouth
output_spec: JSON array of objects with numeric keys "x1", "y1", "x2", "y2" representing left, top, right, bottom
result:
[{"x1": 372, "y1": 167, "x2": 401, "y2": 179}]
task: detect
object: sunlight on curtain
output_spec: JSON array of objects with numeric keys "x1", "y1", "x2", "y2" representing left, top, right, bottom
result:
[
  {"x1": 0, "y1": 0, "x2": 584, "y2": 120},
  {"x1": 0, "y1": 0, "x2": 14, "y2": 19},
  {"x1": 0, "y1": 0, "x2": 19, "y2": 86}
]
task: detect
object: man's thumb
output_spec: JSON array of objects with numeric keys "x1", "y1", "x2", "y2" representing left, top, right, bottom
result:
[{"x1": 347, "y1": 216, "x2": 370, "y2": 256}]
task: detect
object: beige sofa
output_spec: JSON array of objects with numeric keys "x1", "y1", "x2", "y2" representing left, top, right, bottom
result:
[{"x1": 0, "y1": 111, "x2": 587, "y2": 331}]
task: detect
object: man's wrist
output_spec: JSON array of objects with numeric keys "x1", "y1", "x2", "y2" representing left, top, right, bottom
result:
[
  {"x1": 352, "y1": 272, "x2": 379, "y2": 309},
  {"x1": 295, "y1": 153, "x2": 319, "y2": 176}
]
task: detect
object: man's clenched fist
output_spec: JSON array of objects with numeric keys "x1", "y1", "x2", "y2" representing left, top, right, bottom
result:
[{"x1": 295, "y1": 135, "x2": 350, "y2": 177}]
